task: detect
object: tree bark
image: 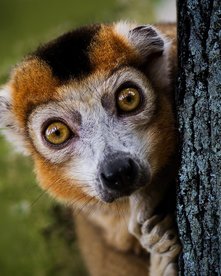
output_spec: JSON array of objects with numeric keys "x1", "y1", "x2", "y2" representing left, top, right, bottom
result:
[{"x1": 176, "y1": 0, "x2": 221, "y2": 275}]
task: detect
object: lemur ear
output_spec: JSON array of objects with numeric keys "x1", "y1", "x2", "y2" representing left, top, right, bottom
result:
[
  {"x1": 128, "y1": 25, "x2": 166, "y2": 60},
  {"x1": 0, "y1": 86, "x2": 29, "y2": 155},
  {"x1": 129, "y1": 25, "x2": 171, "y2": 89},
  {"x1": 115, "y1": 22, "x2": 172, "y2": 89}
]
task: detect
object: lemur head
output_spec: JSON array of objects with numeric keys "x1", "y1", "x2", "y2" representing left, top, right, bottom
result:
[{"x1": 0, "y1": 22, "x2": 176, "y2": 205}]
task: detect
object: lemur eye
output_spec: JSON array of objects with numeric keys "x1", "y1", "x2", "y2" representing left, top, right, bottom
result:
[
  {"x1": 117, "y1": 88, "x2": 141, "y2": 113},
  {"x1": 44, "y1": 122, "x2": 72, "y2": 145}
]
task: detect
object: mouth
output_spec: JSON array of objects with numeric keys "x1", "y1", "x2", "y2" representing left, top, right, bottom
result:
[
  {"x1": 98, "y1": 188, "x2": 136, "y2": 203},
  {"x1": 97, "y1": 170, "x2": 150, "y2": 203}
]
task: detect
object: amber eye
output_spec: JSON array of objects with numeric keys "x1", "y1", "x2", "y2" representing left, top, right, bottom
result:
[
  {"x1": 117, "y1": 87, "x2": 141, "y2": 113},
  {"x1": 44, "y1": 121, "x2": 72, "y2": 145}
]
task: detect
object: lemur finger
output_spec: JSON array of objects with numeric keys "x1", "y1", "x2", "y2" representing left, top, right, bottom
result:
[
  {"x1": 140, "y1": 233, "x2": 159, "y2": 250},
  {"x1": 139, "y1": 215, "x2": 163, "y2": 233},
  {"x1": 165, "y1": 243, "x2": 182, "y2": 258},
  {"x1": 150, "y1": 229, "x2": 178, "y2": 254},
  {"x1": 141, "y1": 214, "x2": 174, "y2": 236}
]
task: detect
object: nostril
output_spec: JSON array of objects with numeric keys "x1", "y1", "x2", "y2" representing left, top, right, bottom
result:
[
  {"x1": 128, "y1": 158, "x2": 135, "y2": 169},
  {"x1": 100, "y1": 172, "x2": 114, "y2": 183},
  {"x1": 101, "y1": 171, "x2": 121, "y2": 187},
  {"x1": 127, "y1": 158, "x2": 136, "y2": 178},
  {"x1": 100, "y1": 173, "x2": 107, "y2": 182}
]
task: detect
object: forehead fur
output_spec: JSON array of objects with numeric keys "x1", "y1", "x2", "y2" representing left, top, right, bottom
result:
[
  {"x1": 33, "y1": 23, "x2": 138, "y2": 82},
  {"x1": 34, "y1": 24, "x2": 101, "y2": 81},
  {"x1": 89, "y1": 24, "x2": 138, "y2": 72},
  {"x1": 9, "y1": 23, "x2": 138, "y2": 127}
]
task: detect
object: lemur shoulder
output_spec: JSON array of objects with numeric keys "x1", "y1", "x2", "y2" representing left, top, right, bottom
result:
[{"x1": 0, "y1": 22, "x2": 181, "y2": 275}]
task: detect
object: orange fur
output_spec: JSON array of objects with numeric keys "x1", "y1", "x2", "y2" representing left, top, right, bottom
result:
[
  {"x1": 89, "y1": 25, "x2": 138, "y2": 73},
  {"x1": 10, "y1": 59, "x2": 60, "y2": 128},
  {"x1": 34, "y1": 154, "x2": 94, "y2": 206}
]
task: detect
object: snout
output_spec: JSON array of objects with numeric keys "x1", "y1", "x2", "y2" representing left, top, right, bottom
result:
[
  {"x1": 98, "y1": 153, "x2": 150, "y2": 202},
  {"x1": 100, "y1": 157, "x2": 138, "y2": 192}
]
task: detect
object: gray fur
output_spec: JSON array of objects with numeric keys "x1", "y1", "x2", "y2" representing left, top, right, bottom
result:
[{"x1": 27, "y1": 67, "x2": 156, "y2": 200}]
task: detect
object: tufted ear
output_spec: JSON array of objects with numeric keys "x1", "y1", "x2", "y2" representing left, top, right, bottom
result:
[
  {"x1": 0, "y1": 85, "x2": 30, "y2": 155},
  {"x1": 128, "y1": 25, "x2": 166, "y2": 59},
  {"x1": 115, "y1": 22, "x2": 172, "y2": 89}
]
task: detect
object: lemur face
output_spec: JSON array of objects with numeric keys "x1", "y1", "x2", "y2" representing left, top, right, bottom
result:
[{"x1": 0, "y1": 22, "x2": 176, "y2": 205}]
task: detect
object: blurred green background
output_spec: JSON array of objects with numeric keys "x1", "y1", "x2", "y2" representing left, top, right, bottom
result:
[{"x1": 0, "y1": 1, "x2": 175, "y2": 275}]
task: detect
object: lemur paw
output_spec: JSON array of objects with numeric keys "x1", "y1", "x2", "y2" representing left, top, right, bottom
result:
[
  {"x1": 129, "y1": 191, "x2": 181, "y2": 259},
  {"x1": 140, "y1": 214, "x2": 181, "y2": 258},
  {"x1": 129, "y1": 198, "x2": 181, "y2": 275}
]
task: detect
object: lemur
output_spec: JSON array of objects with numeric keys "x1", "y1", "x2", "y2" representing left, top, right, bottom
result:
[{"x1": 0, "y1": 22, "x2": 181, "y2": 275}]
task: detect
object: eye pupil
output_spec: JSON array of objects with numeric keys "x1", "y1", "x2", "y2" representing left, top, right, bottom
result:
[
  {"x1": 54, "y1": 129, "x2": 61, "y2": 136},
  {"x1": 126, "y1": 95, "x2": 132, "y2": 102}
]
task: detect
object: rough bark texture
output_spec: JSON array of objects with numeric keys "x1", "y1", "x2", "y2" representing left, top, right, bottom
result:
[{"x1": 176, "y1": 0, "x2": 221, "y2": 275}]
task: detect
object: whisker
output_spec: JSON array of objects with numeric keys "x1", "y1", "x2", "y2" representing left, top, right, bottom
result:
[
  {"x1": 73, "y1": 196, "x2": 95, "y2": 217},
  {"x1": 85, "y1": 199, "x2": 100, "y2": 217},
  {"x1": 32, "y1": 177, "x2": 72, "y2": 206},
  {"x1": 31, "y1": 189, "x2": 49, "y2": 207},
  {"x1": 70, "y1": 193, "x2": 90, "y2": 210}
]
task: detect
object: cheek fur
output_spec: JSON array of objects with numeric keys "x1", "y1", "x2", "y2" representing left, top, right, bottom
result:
[{"x1": 33, "y1": 154, "x2": 97, "y2": 206}]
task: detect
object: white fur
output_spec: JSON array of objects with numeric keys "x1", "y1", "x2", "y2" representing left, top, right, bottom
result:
[
  {"x1": 114, "y1": 21, "x2": 136, "y2": 38},
  {"x1": 0, "y1": 86, "x2": 29, "y2": 155}
]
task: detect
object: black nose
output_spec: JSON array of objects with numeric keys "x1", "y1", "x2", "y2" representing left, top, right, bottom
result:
[{"x1": 100, "y1": 157, "x2": 138, "y2": 192}]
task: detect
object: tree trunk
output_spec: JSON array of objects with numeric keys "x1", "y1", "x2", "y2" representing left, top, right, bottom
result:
[{"x1": 176, "y1": 0, "x2": 221, "y2": 275}]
